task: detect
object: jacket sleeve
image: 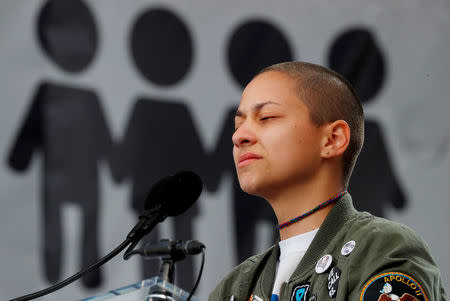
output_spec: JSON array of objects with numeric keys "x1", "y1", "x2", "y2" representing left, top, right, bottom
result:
[{"x1": 346, "y1": 219, "x2": 447, "y2": 301}]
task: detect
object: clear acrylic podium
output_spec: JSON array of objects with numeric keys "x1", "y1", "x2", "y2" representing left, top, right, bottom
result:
[{"x1": 80, "y1": 276, "x2": 201, "y2": 301}]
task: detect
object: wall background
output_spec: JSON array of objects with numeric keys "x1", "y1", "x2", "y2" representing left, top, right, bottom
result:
[{"x1": 0, "y1": 0, "x2": 449, "y2": 300}]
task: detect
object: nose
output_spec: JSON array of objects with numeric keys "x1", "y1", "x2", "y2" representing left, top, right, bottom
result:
[{"x1": 232, "y1": 122, "x2": 256, "y2": 148}]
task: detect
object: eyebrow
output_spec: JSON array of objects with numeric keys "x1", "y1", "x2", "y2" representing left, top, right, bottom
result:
[{"x1": 235, "y1": 101, "x2": 281, "y2": 118}]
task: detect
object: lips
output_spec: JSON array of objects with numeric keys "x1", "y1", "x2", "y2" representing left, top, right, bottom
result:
[{"x1": 237, "y1": 152, "x2": 262, "y2": 168}]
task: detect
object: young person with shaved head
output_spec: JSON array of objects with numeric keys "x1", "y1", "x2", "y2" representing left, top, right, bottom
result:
[{"x1": 209, "y1": 62, "x2": 447, "y2": 301}]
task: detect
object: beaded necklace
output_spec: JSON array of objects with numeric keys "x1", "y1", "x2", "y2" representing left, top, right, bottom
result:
[{"x1": 277, "y1": 190, "x2": 347, "y2": 230}]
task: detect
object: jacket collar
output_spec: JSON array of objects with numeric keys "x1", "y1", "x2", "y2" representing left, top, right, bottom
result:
[
  {"x1": 245, "y1": 193, "x2": 357, "y2": 299},
  {"x1": 296, "y1": 192, "x2": 357, "y2": 273}
]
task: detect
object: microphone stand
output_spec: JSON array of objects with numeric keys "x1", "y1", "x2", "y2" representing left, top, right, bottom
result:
[
  {"x1": 147, "y1": 258, "x2": 178, "y2": 300},
  {"x1": 160, "y1": 257, "x2": 176, "y2": 284},
  {"x1": 128, "y1": 239, "x2": 188, "y2": 301}
]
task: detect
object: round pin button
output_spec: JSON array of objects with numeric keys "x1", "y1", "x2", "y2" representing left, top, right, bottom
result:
[
  {"x1": 315, "y1": 254, "x2": 333, "y2": 274},
  {"x1": 341, "y1": 240, "x2": 356, "y2": 256}
]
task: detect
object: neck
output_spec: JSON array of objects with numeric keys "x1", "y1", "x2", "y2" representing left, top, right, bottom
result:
[{"x1": 266, "y1": 169, "x2": 344, "y2": 240}]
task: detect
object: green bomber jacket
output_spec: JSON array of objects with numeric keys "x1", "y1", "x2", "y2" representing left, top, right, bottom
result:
[{"x1": 209, "y1": 194, "x2": 447, "y2": 301}]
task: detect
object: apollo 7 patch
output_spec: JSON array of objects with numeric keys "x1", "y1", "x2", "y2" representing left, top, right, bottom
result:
[{"x1": 360, "y1": 272, "x2": 428, "y2": 301}]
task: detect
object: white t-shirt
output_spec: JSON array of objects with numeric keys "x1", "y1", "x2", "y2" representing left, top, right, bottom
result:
[{"x1": 270, "y1": 229, "x2": 319, "y2": 301}]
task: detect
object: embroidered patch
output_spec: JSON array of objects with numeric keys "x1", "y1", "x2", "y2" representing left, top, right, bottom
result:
[
  {"x1": 291, "y1": 284, "x2": 310, "y2": 301},
  {"x1": 360, "y1": 272, "x2": 428, "y2": 301}
]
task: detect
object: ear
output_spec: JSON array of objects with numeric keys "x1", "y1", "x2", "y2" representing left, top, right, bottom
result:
[{"x1": 321, "y1": 120, "x2": 350, "y2": 159}]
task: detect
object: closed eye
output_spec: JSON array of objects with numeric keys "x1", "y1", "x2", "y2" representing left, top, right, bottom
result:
[{"x1": 260, "y1": 116, "x2": 276, "y2": 121}]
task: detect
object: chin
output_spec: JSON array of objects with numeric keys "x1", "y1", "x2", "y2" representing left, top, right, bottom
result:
[
  {"x1": 238, "y1": 174, "x2": 268, "y2": 197},
  {"x1": 238, "y1": 174, "x2": 257, "y2": 193}
]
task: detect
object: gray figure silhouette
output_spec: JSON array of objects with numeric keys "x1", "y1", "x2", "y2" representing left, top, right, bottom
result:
[
  {"x1": 113, "y1": 99, "x2": 207, "y2": 289},
  {"x1": 7, "y1": 0, "x2": 112, "y2": 287},
  {"x1": 8, "y1": 83, "x2": 114, "y2": 288},
  {"x1": 115, "y1": 7, "x2": 202, "y2": 289},
  {"x1": 328, "y1": 27, "x2": 407, "y2": 216}
]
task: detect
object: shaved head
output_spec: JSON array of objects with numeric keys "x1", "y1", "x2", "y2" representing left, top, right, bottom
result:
[{"x1": 258, "y1": 61, "x2": 364, "y2": 187}]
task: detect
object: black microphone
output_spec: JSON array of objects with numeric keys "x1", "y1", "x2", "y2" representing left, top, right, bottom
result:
[
  {"x1": 144, "y1": 170, "x2": 203, "y2": 216},
  {"x1": 138, "y1": 239, "x2": 205, "y2": 259},
  {"x1": 125, "y1": 171, "x2": 203, "y2": 258}
]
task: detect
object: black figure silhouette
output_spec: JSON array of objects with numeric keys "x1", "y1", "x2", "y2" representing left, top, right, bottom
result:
[
  {"x1": 114, "y1": 7, "x2": 203, "y2": 290},
  {"x1": 218, "y1": 19, "x2": 293, "y2": 264},
  {"x1": 7, "y1": 0, "x2": 112, "y2": 288},
  {"x1": 328, "y1": 27, "x2": 407, "y2": 217}
]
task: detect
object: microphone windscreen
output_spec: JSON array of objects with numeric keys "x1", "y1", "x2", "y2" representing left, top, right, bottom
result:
[{"x1": 144, "y1": 171, "x2": 203, "y2": 216}]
